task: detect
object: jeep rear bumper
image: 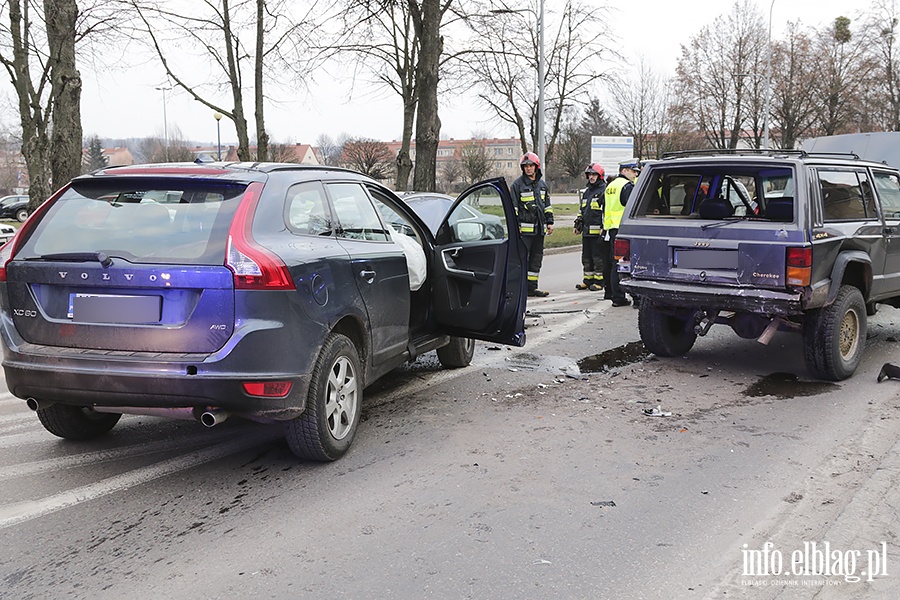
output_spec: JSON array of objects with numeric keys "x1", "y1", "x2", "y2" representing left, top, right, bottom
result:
[{"x1": 620, "y1": 278, "x2": 804, "y2": 316}]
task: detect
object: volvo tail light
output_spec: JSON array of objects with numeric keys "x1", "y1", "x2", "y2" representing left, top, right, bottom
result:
[{"x1": 226, "y1": 182, "x2": 295, "y2": 290}]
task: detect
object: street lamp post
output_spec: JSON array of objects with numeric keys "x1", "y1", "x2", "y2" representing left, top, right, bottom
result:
[
  {"x1": 491, "y1": 2, "x2": 545, "y2": 163},
  {"x1": 155, "y1": 85, "x2": 172, "y2": 161},
  {"x1": 214, "y1": 112, "x2": 223, "y2": 161},
  {"x1": 763, "y1": 0, "x2": 775, "y2": 149}
]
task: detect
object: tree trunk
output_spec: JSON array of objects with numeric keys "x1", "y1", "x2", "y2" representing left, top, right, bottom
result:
[
  {"x1": 254, "y1": 0, "x2": 268, "y2": 161},
  {"x1": 411, "y1": 0, "x2": 441, "y2": 192},
  {"x1": 45, "y1": 0, "x2": 83, "y2": 190},
  {"x1": 395, "y1": 97, "x2": 416, "y2": 191}
]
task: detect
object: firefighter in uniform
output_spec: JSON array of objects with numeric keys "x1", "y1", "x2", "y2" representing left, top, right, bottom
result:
[
  {"x1": 511, "y1": 152, "x2": 553, "y2": 297},
  {"x1": 603, "y1": 158, "x2": 640, "y2": 306},
  {"x1": 574, "y1": 163, "x2": 607, "y2": 292}
]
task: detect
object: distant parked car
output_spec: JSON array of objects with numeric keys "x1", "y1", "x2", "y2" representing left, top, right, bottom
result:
[
  {"x1": 0, "y1": 223, "x2": 15, "y2": 246},
  {"x1": 399, "y1": 192, "x2": 507, "y2": 240},
  {"x1": 0, "y1": 195, "x2": 29, "y2": 222}
]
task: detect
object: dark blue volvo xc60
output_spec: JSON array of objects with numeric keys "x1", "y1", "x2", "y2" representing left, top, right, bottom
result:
[{"x1": 0, "y1": 163, "x2": 527, "y2": 461}]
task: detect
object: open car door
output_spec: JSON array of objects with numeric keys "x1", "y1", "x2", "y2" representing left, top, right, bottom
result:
[{"x1": 430, "y1": 178, "x2": 527, "y2": 346}]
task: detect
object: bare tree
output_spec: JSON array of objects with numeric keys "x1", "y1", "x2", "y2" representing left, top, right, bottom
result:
[
  {"x1": 770, "y1": 24, "x2": 818, "y2": 148},
  {"x1": 315, "y1": 133, "x2": 346, "y2": 166},
  {"x1": 342, "y1": 137, "x2": 393, "y2": 179},
  {"x1": 673, "y1": 0, "x2": 766, "y2": 149},
  {"x1": 439, "y1": 157, "x2": 463, "y2": 192},
  {"x1": 459, "y1": 138, "x2": 491, "y2": 185},
  {"x1": 128, "y1": 0, "x2": 326, "y2": 162},
  {"x1": 336, "y1": 1, "x2": 418, "y2": 190},
  {"x1": 466, "y1": 0, "x2": 612, "y2": 166},
  {"x1": 611, "y1": 58, "x2": 668, "y2": 159},
  {"x1": 141, "y1": 127, "x2": 195, "y2": 163},
  {"x1": 0, "y1": 0, "x2": 117, "y2": 210},
  {"x1": 812, "y1": 16, "x2": 871, "y2": 136},
  {"x1": 867, "y1": 1, "x2": 900, "y2": 131}
]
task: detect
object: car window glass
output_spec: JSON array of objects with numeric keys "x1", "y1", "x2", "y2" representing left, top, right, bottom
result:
[
  {"x1": 436, "y1": 183, "x2": 507, "y2": 243},
  {"x1": 820, "y1": 170, "x2": 868, "y2": 221},
  {"x1": 370, "y1": 191, "x2": 423, "y2": 243},
  {"x1": 328, "y1": 183, "x2": 389, "y2": 242},
  {"x1": 634, "y1": 167, "x2": 794, "y2": 220},
  {"x1": 873, "y1": 171, "x2": 900, "y2": 218},
  {"x1": 19, "y1": 181, "x2": 243, "y2": 264},
  {"x1": 285, "y1": 182, "x2": 332, "y2": 236}
]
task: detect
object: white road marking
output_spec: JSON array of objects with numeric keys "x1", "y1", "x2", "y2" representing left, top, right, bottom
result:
[
  {"x1": 0, "y1": 296, "x2": 601, "y2": 527},
  {"x1": 0, "y1": 429, "x2": 245, "y2": 481},
  {"x1": 0, "y1": 427, "x2": 283, "y2": 529}
]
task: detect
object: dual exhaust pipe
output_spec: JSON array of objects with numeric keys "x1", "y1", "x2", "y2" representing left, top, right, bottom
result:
[{"x1": 27, "y1": 398, "x2": 230, "y2": 428}]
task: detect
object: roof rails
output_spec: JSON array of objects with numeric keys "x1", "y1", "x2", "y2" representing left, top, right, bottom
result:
[{"x1": 661, "y1": 148, "x2": 862, "y2": 160}]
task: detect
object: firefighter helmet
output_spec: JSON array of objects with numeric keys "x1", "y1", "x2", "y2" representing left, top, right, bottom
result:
[
  {"x1": 520, "y1": 152, "x2": 541, "y2": 168},
  {"x1": 584, "y1": 163, "x2": 605, "y2": 178}
]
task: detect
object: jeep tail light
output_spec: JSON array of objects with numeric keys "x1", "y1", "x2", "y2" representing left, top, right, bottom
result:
[
  {"x1": 786, "y1": 247, "x2": 812, "y2": 287},
  {"x1": 242, "y1": 381, "x2": 293, "y2": 397},
  {"x1": 226, "y1": 182, "x2": 295, "y2": 290},
  {"x1": 0, "y1": 184, "x2": 70, "y2": 282},
  {"x1": 614, "y1": 238, "x2": 630, "y2": 262}
]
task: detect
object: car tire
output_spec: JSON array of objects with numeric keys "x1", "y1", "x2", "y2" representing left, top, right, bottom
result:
[
  {"x1": 286, "y1": 333, "x2": 361, "y2": 461},
  {"x1": 15, "y1": 208, "x2": 28, "y2": 222},
  {"x1": 803, "y1": 285, "x2": 866, "y2": 381},
  {"x1": 436, "y1": 336, "x2": 475, "y2": 368},
  {"x1": 36, "y1": 404, "x2": 121, "y2": 440},
  {"x1": 638, "y1": 302, "x2": 697, "y2": 357}
]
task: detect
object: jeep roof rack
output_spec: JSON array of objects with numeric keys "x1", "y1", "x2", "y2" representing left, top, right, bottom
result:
[{"x1": 660, "y1": 148, "x2": 860, "y2": 161}]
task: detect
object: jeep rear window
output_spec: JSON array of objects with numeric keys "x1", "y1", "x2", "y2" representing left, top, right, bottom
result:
[
  {"x1": 633, "y1": 166, "x2": 795, "y2": 221},
  {"x1": 17, "y1": 179, "x2": 245, "y2": 265}
]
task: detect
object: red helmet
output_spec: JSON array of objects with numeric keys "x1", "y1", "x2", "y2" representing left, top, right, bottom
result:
[
  {"x1": 584, "y1": 163, "x2": 605, "y2": 178},
  {"x1": 520, "y1": 152, "x2": 541, "y2": 168}
]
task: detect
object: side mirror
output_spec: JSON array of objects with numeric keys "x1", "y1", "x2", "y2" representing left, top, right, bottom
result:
[{"x1": 453, "y1": 221, "x2": 485, "y2": 242}]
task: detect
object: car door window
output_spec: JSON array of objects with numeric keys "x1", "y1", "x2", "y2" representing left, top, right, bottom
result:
[
  {"x1": 286, "y1": 181, "x2": 333, "y2": 236},
  {"x1": 820, "y1": 170, "x2": 870, "y2": 221},
  {"x1": 873, "y1": 171, "x2": 900, "y2": 218},
  {"x1": 327, "y1": 183, "x2": 390, "y2": 242}
]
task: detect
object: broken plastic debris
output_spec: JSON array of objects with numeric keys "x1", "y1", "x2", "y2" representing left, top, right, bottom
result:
[
  {"x1": 590, "y1": 500, "x2": 616, "y2": 507},
  {"x1": 877, "y1": 362, "x2": 900, "y2": 383},
  {"x1": 642, "y1": 406, "x2": 672, "y2": 417},
  {"x1": 532, "y1": 559, "x2": 552, "y2": 565}
]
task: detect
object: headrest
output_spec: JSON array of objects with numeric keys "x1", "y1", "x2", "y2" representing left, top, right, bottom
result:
[
  {"x1": 765, "y1": 197, "x2": 794, "y2": 221},
  {"x1": 698, "y1": 196, "x2": 734, "y2": 219}
]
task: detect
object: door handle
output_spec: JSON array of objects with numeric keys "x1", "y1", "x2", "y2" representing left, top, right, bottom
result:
[
  {"x1": 359, "y1": 269, "x2": 376, "y2": 283},
  {"x1": 441, "y1": 247, "x2": 476, "y2": 278}
]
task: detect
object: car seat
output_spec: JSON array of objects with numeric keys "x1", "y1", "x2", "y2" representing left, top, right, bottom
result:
[
  {"x1": 765, "y1": 197, "x2": 794, "y2": 221},
  {"x1": 698, "y1": 195, "x2": 734, "y2": 219}
]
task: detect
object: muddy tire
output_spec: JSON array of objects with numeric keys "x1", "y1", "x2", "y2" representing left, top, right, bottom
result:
[
  {"x1": 286, "y1": 333, "x2": 361, "y2": 461},
  {"x1": 436, "y1": 336, "x2": 475, "y2": 368},
  {"x1": 36, "y1": 404, "x2": 121, "y2": 440},
  {"x1": 638, "y1": 302, "x2": 696, "y2": 357},
  {"x1": 803, "y1": 285, "x2": 866, "y2": 381}
]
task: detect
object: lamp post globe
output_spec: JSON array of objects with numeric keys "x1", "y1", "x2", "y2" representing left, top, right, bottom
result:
[{"x1": 214, "y1": 112, "x2": 223, "y2": 161}]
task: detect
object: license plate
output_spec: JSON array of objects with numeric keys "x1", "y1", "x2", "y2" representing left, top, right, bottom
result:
[
  {"x1": 674, "y1": 248, "x2": 738, "y2": 270},
  {"x1": 69, "y1": 294, "x2": 161, "y2": 323}
]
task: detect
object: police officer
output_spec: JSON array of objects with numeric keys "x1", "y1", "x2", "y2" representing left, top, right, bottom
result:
[
  {"x1": 603, "y1": 158, "x2": 640, "y2": 306},
  {"x1": 511, "y1": 152, "x2": 553, "y2": 297},
  {"x1": 574, "y1": 163, "x2": 607, "y2": 292}
]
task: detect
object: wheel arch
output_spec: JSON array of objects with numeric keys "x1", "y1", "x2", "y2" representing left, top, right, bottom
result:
[
  {"x1": 331, "y1": 315, "x2": 369, "y2": 378},
  {"x1": 826, "y1": 251, "x2": 871, "y2": 305}
]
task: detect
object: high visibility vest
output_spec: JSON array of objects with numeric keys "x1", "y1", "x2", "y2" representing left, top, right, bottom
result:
[{"x1": 604, "y1": 177, "x2": 629, "y2": 230}]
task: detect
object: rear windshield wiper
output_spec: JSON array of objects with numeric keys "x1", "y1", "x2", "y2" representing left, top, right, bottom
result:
[
  {"x1": 33, "y1": 251, "x2": 113, "y2": 267},
  {"x1": 700, "y1": 218, "x2": 744, "y2": 231}
]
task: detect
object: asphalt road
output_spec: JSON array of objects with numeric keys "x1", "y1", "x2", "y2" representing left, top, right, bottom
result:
[{"x1": 2, "y1": 249, "x2": 900, "y2": 599}]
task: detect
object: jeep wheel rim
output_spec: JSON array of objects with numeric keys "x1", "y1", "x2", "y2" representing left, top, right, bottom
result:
[
  {"x1": 839, "y1": 308, "x2": 860, "y2": 359},
  {"x1": 325, "y1": 356, "x2": 358, "y2": 440}
]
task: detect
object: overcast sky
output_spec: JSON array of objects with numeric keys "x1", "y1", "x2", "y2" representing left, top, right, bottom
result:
[{"x1": 72, "y1": 0, "x2": 863, "y2": 148}]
